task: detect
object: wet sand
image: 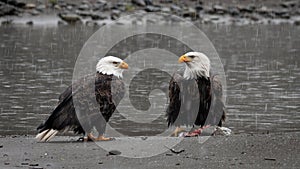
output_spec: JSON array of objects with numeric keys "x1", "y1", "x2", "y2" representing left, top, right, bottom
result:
[{"x1": 0, "y1": 133, "x2": 299, "y2": 169}]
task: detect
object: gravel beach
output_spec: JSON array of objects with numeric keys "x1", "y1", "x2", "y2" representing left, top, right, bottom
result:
[{"x1": 0, "y1": 133, "x2": 299, "y2": 169}]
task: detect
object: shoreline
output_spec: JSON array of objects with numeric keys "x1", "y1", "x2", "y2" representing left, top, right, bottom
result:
[
  {"x1": 0, "y1": 132, "x2": 299, "y2": 168},
  {"x1": 1, "y1": 0, "x2": 300, "y2": 26}
]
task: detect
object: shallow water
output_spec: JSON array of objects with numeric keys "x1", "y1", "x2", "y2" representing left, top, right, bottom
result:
[{"x1": 0, "y1": 23, "x2": 299, "y2": 135}]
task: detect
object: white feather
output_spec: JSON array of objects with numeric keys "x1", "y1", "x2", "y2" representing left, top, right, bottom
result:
[
  {"x1": 36, "y1": 129, "x2": 59, "y2": 142},
  {"x1": 183, "y1": 52, "x2": 210, "y2": 79},
  {"x1": 96, "y1": 56, "x2": 125, "y2": 78}
]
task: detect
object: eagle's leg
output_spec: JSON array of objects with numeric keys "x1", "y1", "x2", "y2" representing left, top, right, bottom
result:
[
  {"x1": 82, "y1": 133, "x2": 96, "y2": 142},
  {"x1": 171, "y1": 127, "x2": 186, "y2": 137},
  {"x1": 93, "y1": 135, "x2": 114, "y2": 141}
]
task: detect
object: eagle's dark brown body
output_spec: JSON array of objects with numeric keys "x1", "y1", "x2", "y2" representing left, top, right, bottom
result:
[
  {"x1": 37, "y1": 72, "x2": 125, "y2": 136},
  {"x1": 166, "y1": 73, "x2": 225, "y2": 127}
]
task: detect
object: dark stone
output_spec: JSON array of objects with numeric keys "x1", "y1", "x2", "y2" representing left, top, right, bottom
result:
[
  {"x1": 26, "y1": 21, "x2": 33, "y2": 25},
  {"x1": 176, "y1": 163, "x2": 180, "y2": 165},
  {"x1": 294, "y1": 19, "x2": 300, "y2": 26},
  {"x1": 144, "y1": 0, "x2": 153, "y2": 6},
  {"x1": 108, "y1": 150, "x2": 121, "y2": 155},
  {"x1": 58, "y1": 20, "x2": 67, "y2": 25},
  {"x1": 195, "y1": 5, "x2": 203, "y2": 11},
  {"x1": 29, "y1": 163, "x2": 39, "y2": 166},
  {"x1": 58, "y1": 13, "x2": 81, "y2": 23},
  {"x1": 111, "y1": 10, "x2": 121, "y2": 20},
  {"x1": 213, "y1": 5, "x2": 227, "y2": 14},
  {"x1": 182, "y1": 7, "x2": 198, "y2": 18},
  {"x1": 0, "y1": 5, "x2": 18, "y2": 16},
  {"x1": 86, "y1": 20, "x2": 98, "y2": 26},
  {"x1": 0, "y1": 145, "x2": 3, "y2": 148},
  {"x1": 238, "y1": 5, "x2": 255, "y2": 13},
  {"x1": 1, "y1": 19, "x2": 13, "y2": 25},
  {"x1": 145, "y1": 5, "x2": 161, "y2": 12},
  {"x1": 228, "y1": 7, "x2": 240, "y2": 16},
  {"x1": 98, "y1": 161, "x2": 103, "y2": 164},
  {"x1": 280, "y1": 1, "x2": 297, "y2": 8},
  {"x1": 4, "y1": 162, "x2": 9, "y2": 165},
  {"x1": 132, "y1": 0, "x2": 146, "y2": 7},
  {"x1": 91, "y1": 13, "x2": 107, "y2": 20},
  {"x1": 21, "y1": 162, "x2": 29, "y2": 165}
]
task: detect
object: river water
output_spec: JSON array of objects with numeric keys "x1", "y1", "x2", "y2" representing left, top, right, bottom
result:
[{"x1": 0, "y1": 23, "x2": 299, "y2": 135}]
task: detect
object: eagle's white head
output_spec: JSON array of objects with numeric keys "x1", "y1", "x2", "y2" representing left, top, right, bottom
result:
[
  {"x1": 96, "y1": 56, "x2": 128, "y2": 78},
  {"x1": 178, "y1": 52, "x2": 210, "y2": 79}
]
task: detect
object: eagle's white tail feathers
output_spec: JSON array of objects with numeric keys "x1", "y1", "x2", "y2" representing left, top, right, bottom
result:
[{"x1": 36, "y1": 129, "x2": 59, "y2": 142}]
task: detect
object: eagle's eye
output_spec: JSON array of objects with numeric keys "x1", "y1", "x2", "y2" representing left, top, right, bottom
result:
[
  {"x1": 189, "y1": 55, "x2": 196, "y2": 59},
  {"x1": 112, "y1": 61, "x2": 119, "y2": 65}
]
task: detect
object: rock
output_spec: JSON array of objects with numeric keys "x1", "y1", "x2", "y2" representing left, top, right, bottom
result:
[
  {"x1": 54, "y1": 4, "x2": 61, "y2": 10},
  {"x1": 0, "y1": 5, "x2": 18, "y2": 16},
  {"x1": 25, "y1": 3, "x2": 36, "y2": 9},
  {"x1": 274, "y1": 9, "x2": 290, "y2": 18},
  {"x1": 108, "y1": 150, "x2": 121, "y2": 155},
  {"x1": 280, "y1": 1, "x2": 297, "y2": 8},
  {"x1": 1, "y1": 19, "x2": 13, "y2": 25},
  {"x1": 29, "y1": 163, "x2": 39, "y2": 166},
  {"x1": 160, "y1": 0, "x2": 173, "y2": 3},
  {"x1": 78, "y1": 4, "x2": 89, "y2": 10},
  {"x1": 212, "y1": 5, "x2": 227, "y2": 14},
  {"x1": 58, "y1": 20, "x2": 67, "y2": 25},
  {"x1": 58, "y1": 13, "x2": 81, "y2": 23},
  {"x1": 21, "y1": 162, "x2": 29, "y2": 165},
  {"x1": 195, "y1": 5, "x2": 203, "y2": 11},
  {"x1": 111, "y1": 10, "x2": 121, "y2": 20},
  {"x1": 26, "y1": 21, "x2": 33, "y2": 25},
  {"x1": 0, "y1": 145, "x2": 3, "y2": 148},
  {"x1": 256, "y1": 6, "x2": 270, "y2": 14},
  {"x1": 237, "y1": 5, "x2": 255, "y2": 13},
  {"x1": 132, "y1": 0, "x2": 146, "y2": 7},
  {"x1": 228, "y1": 6, "x2": 240, "y2": 16},
  {"x1": 294, "y1": 19, "x2": 300, "y2": 26},
  {"x1": 91, "y1": 13, "x2": 107, "y2": 20},
  {"x1": 86, "y1": 20, "x2": 98, "y2": 26},
  {"x1": 4, "y1": 162, "x2": 9, "y2": 165},
  {"x1": 29, "y1": 9, "x2": 39, "y2": 16},
  {"x1": 36, "y1": 5, "x2": 46, "y2": 12},
  {"x1": 3, "y1": 0, "x2": 25, "y2": 8},
  {"x1": 161, "y1": 7, "x2": 171, "y2": 13},
  {"x1": 144, "y1": 0, "x2": 153, "y2": 6},
  {"x1": 75, "y1": 10, "x2": 92, "y2": 17},
  {"x1": 182, "y1": 7, "x2": 198, "y2": 18},
  {"x1": 170, "y1": 4, "x2": 181, "y2": 12},
  {"x1": 175, "y1": 163, "x2": 180, "y2": 166},
  {"x1": 145, "y1": 5, "x2": 161, "y2": 12}
]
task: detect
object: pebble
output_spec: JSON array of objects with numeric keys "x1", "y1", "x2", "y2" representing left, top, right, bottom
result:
[
  {"x1": 132, "y1": 0, "x2": 146, "y2": 7},
  {"x1": 26, "y1": 21, "x2": 33, "y2": 25},
  {"x1": 145, "y1": 5, "x2": 161, "y2": 12},
  {"x1": 108, "y1": 150, "x2": 121, "y2": 155}
]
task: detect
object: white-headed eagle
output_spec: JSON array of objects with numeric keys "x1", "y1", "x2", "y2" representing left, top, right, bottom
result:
[
  {"x1": 166, "y1": 52, "x2": 226, "y2": 136},
  {"x1": 36, "y1": 56, "x2": 128, "y2": 142}
]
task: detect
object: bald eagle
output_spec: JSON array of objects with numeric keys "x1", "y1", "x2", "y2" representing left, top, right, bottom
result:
[
  {"x1": 166, "y1": 52, "x2": 226, "y2": 136},
  {"x1": 36, "y1": 56, "x2": 128, "y2": 142}
]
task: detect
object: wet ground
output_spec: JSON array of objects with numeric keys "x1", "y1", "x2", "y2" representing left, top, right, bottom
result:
[{"x1": 0, "y1": 23, "x2": 299, "y2": 136}]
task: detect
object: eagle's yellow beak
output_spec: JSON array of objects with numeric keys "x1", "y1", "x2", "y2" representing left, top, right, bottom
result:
[
  {"x1": 118, "y1": 61, "x2": 129, "y2": 69},
  {"x1": 178, "y1": 55, "x2": 192, "y2": 63}
]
